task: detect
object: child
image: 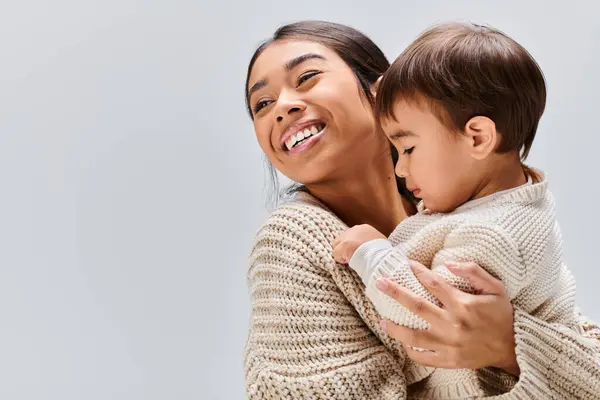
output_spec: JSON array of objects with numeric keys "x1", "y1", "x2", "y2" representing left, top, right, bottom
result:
[{"x1": 333, "y1": 22, "x2": 579, "y2": 396}]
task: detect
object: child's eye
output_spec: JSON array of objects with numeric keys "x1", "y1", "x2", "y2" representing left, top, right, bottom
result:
[
  {"x1": 297, "y1": 71, "x2": 321, "y2": 86},
  {"x1": 403, "y1": 147, "x2": 415, "y2": 155}
]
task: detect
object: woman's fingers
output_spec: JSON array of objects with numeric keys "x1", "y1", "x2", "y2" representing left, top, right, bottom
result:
[
  {"x1": 408, "y1": 261, "x2": 465, "y2": 309},
  {"x1": 375, "y1": 278, "x2": 445, "y2": 325},
  {"x1": 381, "y1": 319, "x2": 442, "y2": 350},
  {"x1": 445, "y1": 261, "x2": 506, "y2": 296},
  {"x1": 378, "y1": 261, "x2": 517, "y2": 372},
  {"x1": 402, "y1": 346, "x2": 446, "y2": 368}
]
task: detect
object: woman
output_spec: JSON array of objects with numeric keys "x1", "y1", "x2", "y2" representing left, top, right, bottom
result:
[{"x1": 244, "y1": 20, "x2": 600, "y2": 399}]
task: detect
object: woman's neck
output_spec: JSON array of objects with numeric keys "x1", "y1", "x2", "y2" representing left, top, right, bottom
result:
[{"x1": 306, "y1": 151, "x2": 409, "y2": 236}]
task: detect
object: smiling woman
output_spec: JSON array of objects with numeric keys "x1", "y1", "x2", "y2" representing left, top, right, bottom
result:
[
  {"x1": 243, "y1": 20, "x2": 600, "y2": 400},
  {"x1": 245, "y1": 39, "x2": 391, "y2": 192},
  {"x1": 280, "y1": 119, "x2": 325, "y2": 153}
]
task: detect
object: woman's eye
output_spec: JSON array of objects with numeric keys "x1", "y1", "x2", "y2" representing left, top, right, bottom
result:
[
  {"x1": 403, "y1": 146, "x2": 415, "y2": 155},
  {"x1": 297, "y1": 71, "x2": 321, "y2": 86},
  {"x1": 253, "y1": 100, "x2": 272, "y2": 114}
]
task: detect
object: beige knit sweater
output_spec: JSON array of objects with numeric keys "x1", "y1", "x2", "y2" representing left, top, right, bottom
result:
[
  {"x1": 244, "y1": 191, "x2": 600, "y2": 399},
  {"x1": 347, "y1": 178, "x2": 585, "y2": 398}
]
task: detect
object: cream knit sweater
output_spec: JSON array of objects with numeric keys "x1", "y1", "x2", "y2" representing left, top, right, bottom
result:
[
  {"x1": 347, "y1": 178, "x2": 585, "y2": 397},
  {"x1": 244, "y1": 190, "x2": 600, "y2": 399}
]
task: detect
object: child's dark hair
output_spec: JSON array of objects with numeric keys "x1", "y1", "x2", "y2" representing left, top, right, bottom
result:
[
  {"x1": 376, "y1": 22, "x2": 547, "y2": 162},
  {"x1": 246, "y1": 20, "x2": 417, "y2": 207}
]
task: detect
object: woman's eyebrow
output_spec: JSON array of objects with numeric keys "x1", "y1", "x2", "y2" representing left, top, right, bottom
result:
[
  {"x1": 248, "y1": 53, "x2": 327, "y2": 101},
  {"x1": 284, "y1": 53, "x2": 326, "y2": 71},
  {"x1": 248, "y1": 78, "x2": 268, "y2": 100}
]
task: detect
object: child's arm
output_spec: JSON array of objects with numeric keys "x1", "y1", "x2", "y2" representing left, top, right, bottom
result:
[
  {"x1": 343, "y1": 223, "x2": 526, "y2": 330},
  {"x1": 333, "y1": 224, "x2": 444, "y2": 329}
]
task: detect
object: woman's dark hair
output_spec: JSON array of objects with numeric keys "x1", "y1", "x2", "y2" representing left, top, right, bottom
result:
[{"x1": 245, "y1": 20, "x2": 416, "y2": 207}]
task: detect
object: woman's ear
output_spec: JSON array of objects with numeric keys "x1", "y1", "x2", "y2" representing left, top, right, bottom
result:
[
  {"x1": 371, "y1": 75, "x2": 383, "y2": 97},
  {"x1": 464, "y1": 116, "x2": 497, "y2": 160}
]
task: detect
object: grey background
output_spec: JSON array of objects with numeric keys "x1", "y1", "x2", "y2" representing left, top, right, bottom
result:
[{"x1": 1, "y1": 0, "x2": 598, "y2": 399}]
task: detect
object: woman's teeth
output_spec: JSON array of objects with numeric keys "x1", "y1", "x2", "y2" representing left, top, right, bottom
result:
[{"x1": 285, "y1": 124, "x2": 324, "y2": 150}]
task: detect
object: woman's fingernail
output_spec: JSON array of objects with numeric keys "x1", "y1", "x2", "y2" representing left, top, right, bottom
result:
[
  {"x1": 445, "y1": 261, "x2": 458, "y2": 269},
  {"x1": 376, "y1": 279, "x2": 388, "y2": 291},
  {"x1": 380, "y1": 319, "x2": 388, "y2": 330}
]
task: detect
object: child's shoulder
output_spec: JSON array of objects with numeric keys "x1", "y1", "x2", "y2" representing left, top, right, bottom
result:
[
  {"x1": 396, "y1": 196, "x2": 536, "y2": 236},
  {"x1": 453, "y1": 178, "x2": 554, "y2": 225},
  {"x1": 441, "y1": 183, "x2": 557, "y2": 245}
]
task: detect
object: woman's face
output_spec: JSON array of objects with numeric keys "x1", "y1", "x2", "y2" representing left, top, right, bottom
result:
[{"x1": 247, "y1": 40, "x2": 383, "y2": 185}]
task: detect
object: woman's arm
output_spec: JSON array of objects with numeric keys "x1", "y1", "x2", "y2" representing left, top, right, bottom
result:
[
  {"x1": 510, "y1": 308, "x2": 600, "y2": 399},
  {"x1": 244, "y1": 204, "x2": 409, "y2": 399},
  {"x1": 377, "y1": 261, "x2": 600, "y2": 399}
]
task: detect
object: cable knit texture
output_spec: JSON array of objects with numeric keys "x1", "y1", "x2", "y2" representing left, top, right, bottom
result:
[
  {"x1": 347, "y1": 178, "x2": 588, "y2": 397},
  {"x1": 352, "y1": 179, "x2": 575, "y2": 327},
  {"x1": 244, "y1": 190, "x2": 600, "y2": 399}
]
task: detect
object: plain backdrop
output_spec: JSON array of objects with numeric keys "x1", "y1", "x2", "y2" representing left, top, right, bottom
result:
[{"x1": 0, "y1": 1, "x2": 598, "y2": 399}]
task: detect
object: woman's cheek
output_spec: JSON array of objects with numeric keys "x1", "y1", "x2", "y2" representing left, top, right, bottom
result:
[{"x1": 254, "y1": 123, "x2": 273, "y2": 154}]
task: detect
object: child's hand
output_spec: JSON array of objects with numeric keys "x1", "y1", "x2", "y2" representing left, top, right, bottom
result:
[{"x1": 332, "y1": 224, "x2": 386, "y2": 264}]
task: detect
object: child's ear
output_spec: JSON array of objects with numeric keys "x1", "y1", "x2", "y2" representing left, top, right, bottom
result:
[{"x1": 464, "y1": 116, "x2": 497, "y2": 160}]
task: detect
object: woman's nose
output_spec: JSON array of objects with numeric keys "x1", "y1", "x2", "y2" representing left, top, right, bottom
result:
[{"x1": 275, "y1": 91, "x2": 306, "y2": 123}]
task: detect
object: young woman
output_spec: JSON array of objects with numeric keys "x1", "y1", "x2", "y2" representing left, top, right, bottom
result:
[{"x1": 244, "y1": 20, "x2": 600, "y2": 399}]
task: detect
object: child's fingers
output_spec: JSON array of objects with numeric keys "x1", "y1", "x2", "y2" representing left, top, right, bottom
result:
[
  {"x1": 332, "y1": 243, "x2": 346, "y2": 264},
  {"x1": 331, "y1": 235, "x2": 342, "y2": 249}
]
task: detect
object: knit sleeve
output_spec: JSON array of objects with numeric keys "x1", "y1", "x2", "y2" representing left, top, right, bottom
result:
[
  {"x1": 579, "y1": 311, "x2": 600, "y2": 341},
  {"x1": 362, "y1": 223, "x2": 524, "y2": 329},
  {"x1": 244, "y1": 205, "x2": 408, "y2": 400},
  {"x1": 495, "y1": 309, "x2": 600, "y2": 399}
]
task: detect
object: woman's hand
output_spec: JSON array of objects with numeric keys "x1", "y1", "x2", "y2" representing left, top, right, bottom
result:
[{"x1": 376, "y1": 261, "x2": 520, "y2": 376}]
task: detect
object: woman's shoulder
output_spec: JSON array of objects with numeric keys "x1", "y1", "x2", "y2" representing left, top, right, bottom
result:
[
  {"x1": 249, "y1": 192, "x2": 346, "y2": 280},
  {"x1": 257, "y1": 191, "x2": 347, "y2": 240},
  {"x1": 250, "y1": 192, "x2": 347, "y2": 270}
]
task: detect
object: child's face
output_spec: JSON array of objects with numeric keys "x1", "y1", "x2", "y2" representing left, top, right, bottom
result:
[{"x1": 381, "y1": 100, "x2": 478, "y2": 213}]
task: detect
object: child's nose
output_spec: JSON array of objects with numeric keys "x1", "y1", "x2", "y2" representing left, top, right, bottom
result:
[{"x1": 395, "y1": 159, "x2": 409, "y2": 178}]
